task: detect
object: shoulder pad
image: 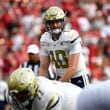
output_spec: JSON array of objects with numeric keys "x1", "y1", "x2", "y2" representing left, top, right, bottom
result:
[
  {"x1": 69, "y1": 30, "x2": 79, "y2": 39},
  {"x1": 40, "y1": 32, "x2": 50, "y2": 42},
  {"x1": 63, "y1": 30, "x2": 79, "y2": 41}
]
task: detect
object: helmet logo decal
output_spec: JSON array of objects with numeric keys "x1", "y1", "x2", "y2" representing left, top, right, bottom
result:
[
  {"x1": 49, "y1": 8, "x2": 58, "y2": 16},
  {"x1": 20, "y1": 72, "x2": 27, "y2": 84}
]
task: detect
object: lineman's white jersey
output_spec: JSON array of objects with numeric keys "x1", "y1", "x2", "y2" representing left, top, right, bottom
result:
[
  {"x1": 5, "y1": 77, "x2": 82, "y2": 110},
  {"x1": 40, "y1": 29, "x2": 88, "y2": 77},
  {"x1": 32, "y1": 77, "x2": 82, "y2": 110}
]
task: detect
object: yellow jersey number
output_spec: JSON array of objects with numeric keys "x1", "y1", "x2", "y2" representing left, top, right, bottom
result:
[{"x1": 49, "y1": 50, "x2": 68, "y2": 68}]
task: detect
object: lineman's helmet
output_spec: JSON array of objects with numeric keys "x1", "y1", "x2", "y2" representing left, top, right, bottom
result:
[{"x1": 8, "y1": 68, "x2": 37, "y2": 106}]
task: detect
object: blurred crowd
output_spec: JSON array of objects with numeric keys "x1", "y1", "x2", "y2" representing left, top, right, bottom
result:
[{"x1": 0, "y1": 0, "x2": 110, "y2": 83}]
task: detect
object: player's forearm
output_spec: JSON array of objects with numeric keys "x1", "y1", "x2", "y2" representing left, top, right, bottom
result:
[
  {"x1": 39, "y1": 68, "x2": 48, "y2": 77},
  {"x1": 59, "y1": 68, "x2": 76, "y2": 82},
  {"x1": 4, "y1": 105, "x2": 12, "y2": 110}
]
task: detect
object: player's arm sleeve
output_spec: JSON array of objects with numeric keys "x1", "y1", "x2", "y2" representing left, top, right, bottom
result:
[
  {"x1": 40, "y1": 33, "x2": 49, "y2": 56},
  {"x1": 45, "y1": 94, "x2": 61, "y2": 110},
  {"x1": 69, "y1": 36, "x2": 82, "y2": 54},
  {"x1": 67, "y1": 30, "x2": 82, "y2": 54},
  {"x1": 40, "y1": 43, "x2": 49, "y2": 56}
]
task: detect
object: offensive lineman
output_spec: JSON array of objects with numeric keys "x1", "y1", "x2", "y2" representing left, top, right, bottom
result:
[
  {"x1": 39, "y1": 6, "x2": 90, "y2": 88},
  {"x1": 5, "y1": 68, "x2": 82, "y2": 110}
]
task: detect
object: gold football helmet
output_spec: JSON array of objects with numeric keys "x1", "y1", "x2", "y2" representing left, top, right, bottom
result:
[
  {"x1": 44, "y1": 6, "x2": 66, "y2": 37},
  {"x1": 8, "y1": 68, "x2": 38, "y2": 104}
]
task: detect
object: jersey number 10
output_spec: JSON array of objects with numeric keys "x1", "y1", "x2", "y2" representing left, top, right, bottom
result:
[{"x1": 49, "y1": 50, "x2": 68, "y2": 68}]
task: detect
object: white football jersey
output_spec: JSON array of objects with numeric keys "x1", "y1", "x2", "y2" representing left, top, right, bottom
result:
[
  {"x1": 40, "y1": 29, "x2": 88, "y2": 77},
  {"x1": 5, "y1": 77, "x2": 82, "y2": 110},
  {"x1": 77, "y1": 80, "x2": 110, "y2": 110}
]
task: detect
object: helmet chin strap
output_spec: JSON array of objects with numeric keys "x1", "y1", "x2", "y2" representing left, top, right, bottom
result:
[{"x1": 52, "y1": 29, "x2": 62, "y2": 34}]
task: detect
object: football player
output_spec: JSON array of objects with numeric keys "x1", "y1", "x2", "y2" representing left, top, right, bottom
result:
[
  {"x1": 5, "y1": 68, "x2": 82, "y2": 110},
  {"x1": 77, "y1": 80, "x2": 110, "y2": 110},
  {"x1": 39, "y1": 6, "x2": 90, "y2": 88}
]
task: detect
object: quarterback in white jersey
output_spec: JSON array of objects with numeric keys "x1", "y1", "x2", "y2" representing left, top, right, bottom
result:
[
  {"x1": 5, "y1": 68, "x2": 82, "y2": 110},
  {"x1": 39, "y1": 6, "x2": 90, "y2": 88}
]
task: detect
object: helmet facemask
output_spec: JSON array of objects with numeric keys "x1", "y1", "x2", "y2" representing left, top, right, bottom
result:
[
  {"x1": 9, "y1": 88, "x2": 34, "y2": 103},
  {"x1": 9, "y1": 90, "x2": 31, "y2": 109},
  {"x1": 45, "y1": 18, "x2": 66, "y2": 38}
]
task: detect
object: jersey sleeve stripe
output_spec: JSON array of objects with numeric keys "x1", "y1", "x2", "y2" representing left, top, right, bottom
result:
[
  {"x1": 70, "y1": 36, "x2": 80, "y2": 44},
  {"x1": 46, "y1": 95, "x2": 60, "y2": 110}
]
